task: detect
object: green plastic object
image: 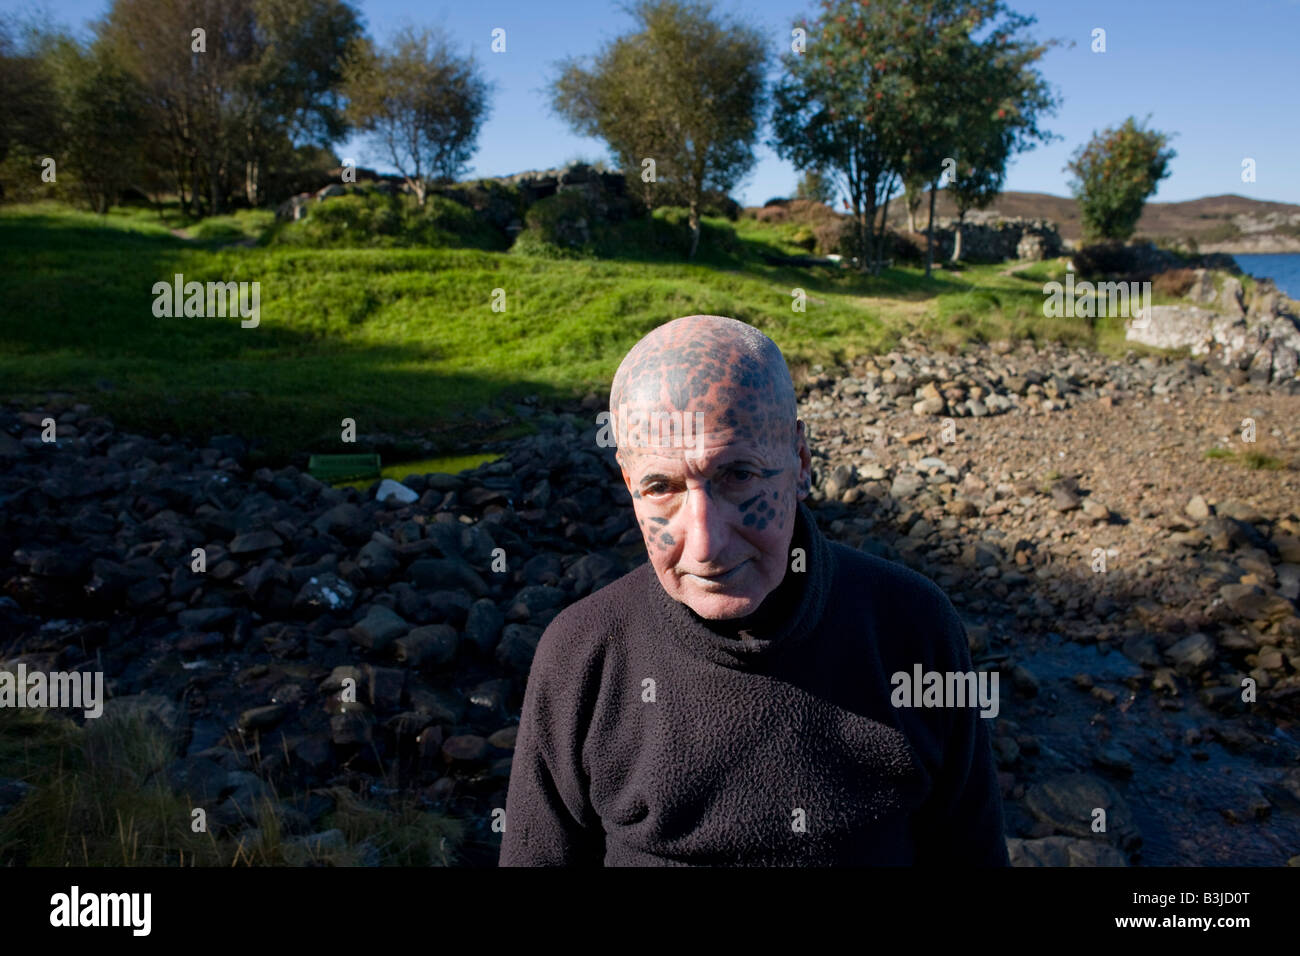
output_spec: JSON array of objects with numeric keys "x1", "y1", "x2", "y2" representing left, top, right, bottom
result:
[{"x1": 308, "y1": 453, "x2": 382, "y2": 484}]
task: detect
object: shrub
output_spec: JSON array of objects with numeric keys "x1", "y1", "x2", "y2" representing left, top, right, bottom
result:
[
  {"x1": 812, "y1": 217, "x2": 853, "y2": 256},
  {"x1": 1071, "y1": 240, "x2": 1137, "y2": 277},
  {"x1": 1152, "y1": 268, "x2": 1198, "y2": 297},
  {"x1": 273, "y1": 191, "x2": 506, "y2": 250}
]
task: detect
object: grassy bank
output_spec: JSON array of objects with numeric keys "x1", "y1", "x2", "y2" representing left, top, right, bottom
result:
[{"x1": 0, "y1": 201, "x2": 1170, "y2": 464}]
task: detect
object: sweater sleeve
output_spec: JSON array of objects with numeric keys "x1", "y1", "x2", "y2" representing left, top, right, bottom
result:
[
  {"x1": 911, "y1": 595, "x2": 1011, "y2": 866},
  {"x1": 498, "y1": 615, "x2": 607, "y2": 867}
]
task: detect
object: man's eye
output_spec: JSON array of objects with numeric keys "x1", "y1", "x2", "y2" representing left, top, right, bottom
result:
[
  {"x1": 729, "y1": 468, "x2": 756, "y2": 483},
  {"x1": 644, "y1": 482, "x2": 670, "y2": 496}
]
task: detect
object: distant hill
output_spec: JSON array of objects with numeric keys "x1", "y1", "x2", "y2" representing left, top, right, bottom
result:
[{"x1": 882, "y1": 191, "x2": 1300, "y2": 253}]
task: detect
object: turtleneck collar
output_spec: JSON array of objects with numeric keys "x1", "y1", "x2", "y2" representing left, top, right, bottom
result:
[{"x1": 649, "y1": 500, "x2": 834, "y2": 670}]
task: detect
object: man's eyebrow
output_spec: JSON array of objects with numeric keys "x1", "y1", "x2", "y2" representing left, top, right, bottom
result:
[{"x1": 638, "y1": 472, "x2": 675, "y2": 485}]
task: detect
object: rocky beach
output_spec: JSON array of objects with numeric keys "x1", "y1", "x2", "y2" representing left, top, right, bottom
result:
[{"x1": 3, "y1": 280, "x2": 1300, "y2": 866}]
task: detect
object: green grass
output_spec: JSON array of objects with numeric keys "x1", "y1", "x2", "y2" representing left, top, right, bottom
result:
[
  {"x1": 334, "y1": 452, "x2": 502, "y2": 491},
  {"x1": 0, "y1": 201, "x2": 1184, "y2": 465},
  {"x1": 0, "y1": 703, "x2": 469, "y2": 867},
  {"x1": 1203, "y1": 446, "x2": 1288, "y2": 470}
]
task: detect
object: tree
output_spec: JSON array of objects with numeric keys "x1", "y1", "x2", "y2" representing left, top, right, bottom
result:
[
  {"x1": 46, "y1": 36, "x2": 148, "y2": 213},
  {"x1": 0, "y1": 15, "x2": 61, "y2": 199},
  {"x1": 903, "y1": 171, "x2": 927, "y2": 233},
  {"x1": 552, "y1": 0, "x2": 767, "y2": 258},
  {"x1": 886, "y1": 0, "x2": 1057, "y2": 276},
  {"x1": 245, "y1": 0, "x2": 364, "y2": 204},
  {"x1": 98, "y1": 0, "x2": 361, "y2": 214},
  {"x1": 944, "y1": 23, "x2": 1058, "y2": 260},
  {"x1": 344, "y1": 26, "x2": 490, "y2": 207},
  {"x1": 771, "y1": 1, "x2": 905, "y2": 274},
  {"x1": 1066, "y1": 116, "x2": 1175, "y2": 241},
  {"x1": 794, "y1": 168, "x2": 835, "y2": 205}
]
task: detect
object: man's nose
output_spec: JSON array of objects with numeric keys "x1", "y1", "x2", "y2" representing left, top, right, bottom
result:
[{"x1": 681, "y1": 481, "x2": 728, "y2": 566}]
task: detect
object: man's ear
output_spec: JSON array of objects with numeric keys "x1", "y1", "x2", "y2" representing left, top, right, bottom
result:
[
  {"x1": 794, "y1": 420, "x2": 812, "y2": 501},
  {"x1": 617, "y1": 451, "x2": 634, "y2": 497}
]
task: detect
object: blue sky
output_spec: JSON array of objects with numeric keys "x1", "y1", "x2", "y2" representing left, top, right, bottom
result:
[{"x1": 10, "y1": 0, "x2": 1300, "y2": 204}]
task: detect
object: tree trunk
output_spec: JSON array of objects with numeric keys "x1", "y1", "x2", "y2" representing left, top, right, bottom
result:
[
  {"x1": 245, "y1": 158, "x2": 259, "y2": 207},
  {"x1": 924, "y1": 181, "x2": 937, "y2": 278},
  {"x1": 907, "y1": 207, "x2": 916, "y2": 234},
  {"x1": 687, "y1": 198, "x2": 701, "y2": 259},
  {"x1": 951, "y1": 210, "x2": 965, "y2": 262}
]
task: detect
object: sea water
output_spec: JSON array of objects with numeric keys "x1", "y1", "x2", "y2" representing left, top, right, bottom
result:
[{"x1": 1233, "y1": 253, "x2": 1300, "y2": 300}]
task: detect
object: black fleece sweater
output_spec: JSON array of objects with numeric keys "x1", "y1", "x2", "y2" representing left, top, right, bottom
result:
[{"x1": 499, "y1": 501, "x2": 1010, "y2": 866}]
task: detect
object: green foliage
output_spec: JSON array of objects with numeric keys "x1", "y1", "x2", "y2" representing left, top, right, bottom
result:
[
  {"x1": 1, "y1": 202, "x2": 1179, "y2": 464},
  {"x1": 273, "y1": 190, "x2": 506, "y2": 250},
  {"x1": 513, "y1": 201, "x2": 736, "y2": 260},
  {"x1": 1067, "y1": 116, "x2": 1176, "y2": 241},
  {"x1": 550, "y1": 0, "x2": 767, "y2": 256},
  {"x1": 342, "y1": 25, "x2": 490, "y2": 206},
  {"x1": 191, "y1": 210, "x2": 277, "y2": 243},
  {"x1": 770, "y1": 0, "x2": 1057, "y2": 275},
  {"x1": 794, "y1": 169, "x2": 836, "y2": 206}
]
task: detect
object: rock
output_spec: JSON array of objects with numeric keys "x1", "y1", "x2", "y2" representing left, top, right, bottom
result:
[
  {"x1": 1081, "y1": 498, "x2": 1110, "y2": 521},
  {"x1": 1011, "y1": 665, "x2": 1040, "y2": 697},
  {"x1": 890, "y1": 473, "x2": 925, "y2": 499},
  {"x1": 294, "y1": 573, "x2": 357, "y2": 614},
  {"x1": 409, "y1": 558, "x2": 488, "y2": 597},
  {"x1": 356, "y1": 539, "x2": 399, "y2": 583},
  {"x1": 464, "y1": 599, "x2": 504, "y2": 653},
  {"x1": 1219, "y1": 276, "x2": 1245, "y2": 316},
  {"x1": 495, "y1": 623, "x2": 542, "y2": 672},
  {"x1": 375, "y1": 478, "x2": 418, "y2": 503},
  {"x1": 1024, "y1": 773, "x2": 1140, "y2": 850},
  {"x1": 177, "y1": 606, "x2": 236, "y2": 629},
  {"x1": 166, "y1": 756, "x2": 228, "y2": 805},
  {"x1": 1164, "y1": 632, "x2": 1216, "y2": 674},
  {"x1": 329, "y1": 709, "x2": 375, "y2": 746},
  {"x1": 442, "y1": 734, "x2": 488, "y2": 764},
  {"x1": 1007, "y1": 836, "x2": 1127, "y2": 867},
  {"x1": 1273, "y1": 535, "x2": 1300, "y2": 564},
  {"x1": 229, "y1": 529, "x2": 284, "y2": 554},
  {"x1": 1220, "y1": 583, "x2": 1291, "y2": 621},
  {"x1": 238, "y1": 704, "x2": 288, "y2": 732},
  {"x1": 350, "y1": 605, "x2": 408, "y2": 651},
  {"x1": 312, "y1": 503, "x2": 369, "y2": 544},
  {"x1": 1050, "y1": 484, "x2": 1081, "y2": 511},
  {"x1": 1185, "y1": 495, "x2": 1211, "y2": 520},
  {"x1": 824, "y1": 464, "x2": 856, "y2": 499},
  {"x1": 395, "y1": 624, "x2": 459, "y2": 668},
  {"x1": 365, "y1": 665, "x2": 406, "y2": 712},
  {"x1": 1092, "y1": 744, "x2": 1134, "y2": 777},
  {"x1": 912, "y1": 396, "x2": 945, "y2": 416},
  {"x1": 507, "y1": 585, "x2": 567, "y2": 622}
]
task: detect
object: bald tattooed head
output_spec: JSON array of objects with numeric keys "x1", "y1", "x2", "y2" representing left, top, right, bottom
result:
[
  {"x1": 610, "y1": 315, "x2": 800, "y2": 455},
  {"x1": 609, "y1": 315, "x2": 813, "y2": 620}
]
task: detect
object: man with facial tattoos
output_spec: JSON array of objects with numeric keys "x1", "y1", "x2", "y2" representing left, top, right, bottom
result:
[{"x1": 499, "y1": 314, "x2": 1009, "y2": 866}]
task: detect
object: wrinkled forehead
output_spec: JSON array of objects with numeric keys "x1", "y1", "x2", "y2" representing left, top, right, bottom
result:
[{"x1": 615, "y1": 414, "x2": 788, "y2": 477}]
